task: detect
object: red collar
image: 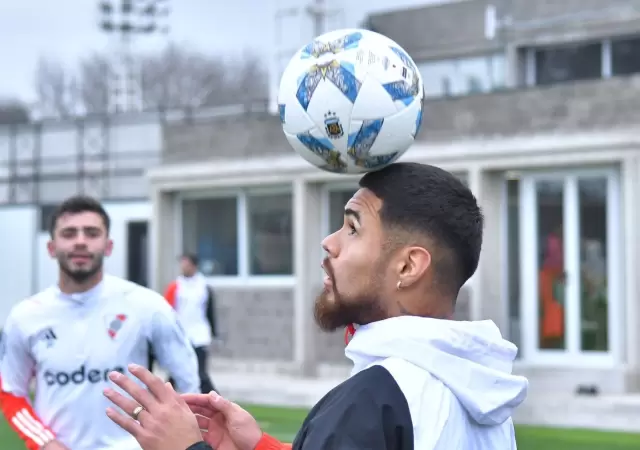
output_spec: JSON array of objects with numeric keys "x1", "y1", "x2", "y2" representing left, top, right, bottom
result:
[{"x1": 344, "y1": 323, "x2": 356, "y2": 345}]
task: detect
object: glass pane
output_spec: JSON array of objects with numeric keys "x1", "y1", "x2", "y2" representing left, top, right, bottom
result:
[
  {"x1": 612, "y1": 37, "x2": 640, "y2": 76},
  {"x1": 328, "y1": 190, "x2": 357, "y2": 234},
  {"x1": 536, "y1": 180, "x2": 566, "y2": 350},
  {"x1": 455, "y1": 57, "x2": 493, "y2": 95},
  {"x1": 507, "y1": 179, "x2": 521, "y2": 352},
  {"x1": 579, "y1": 178, "x2": 608, "y2": 351},
  {"x1": 418, "y1": 60, "x2": 456, "y2": 98},
  {"x1": 248, "y1": 193, "x2": 293, "y2": 275},
  {"x1": 181, "y1": 197, "x2": 238, "y2": 276},
  {"x1": 535, "y1": 43, "x2": 602, "y2": 85},
  {"x1": 417, "y1": 54, "x2": 505, "y2": 98},
  {"x1": 490, "y1": 54, "x2": 507, "y2": 90}
]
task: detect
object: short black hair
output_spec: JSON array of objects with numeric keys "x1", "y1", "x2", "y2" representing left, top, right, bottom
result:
[
  {"x1": 180, "y1": 253, "x2": 199, "y2": 266},
  {"x1": 359, "y1": 162, "x2": 483, "y2": 296},
  {"x1": 49, "y1": 195, "x2": 111, "y2": 237}
]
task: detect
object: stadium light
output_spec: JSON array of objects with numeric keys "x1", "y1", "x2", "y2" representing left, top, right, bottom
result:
[{"x1": 97, "y1": 0, "x2": 171, "y2": 113}]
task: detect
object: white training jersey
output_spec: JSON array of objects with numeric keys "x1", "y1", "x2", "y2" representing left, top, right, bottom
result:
[
  {"x1": 171, "y1": 273, "x2": 213, "y2": 347},
  {"x1": 0, "y1": 275, "x2": 200, "y2": 450}
]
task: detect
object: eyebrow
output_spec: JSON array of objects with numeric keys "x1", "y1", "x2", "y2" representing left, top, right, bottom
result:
[{"x1": 344, "y1": 208, "x2": 361, "y2": 223}]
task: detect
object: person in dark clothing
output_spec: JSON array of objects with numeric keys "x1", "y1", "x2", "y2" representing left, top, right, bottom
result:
[{"x1": 103, "y1": 163, "x2": 527, "y2": 450}]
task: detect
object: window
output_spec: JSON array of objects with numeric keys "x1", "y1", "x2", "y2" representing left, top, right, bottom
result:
[
  {"x1": 180, "y1": 188, "x2": 294, "y2": 278},
  {"x1": 611, "y1": 36, "x2": 640, "y2": 76},
  {"x1": 182, "y1": 197, "x2": 239, "y2": 276},
  {"x1": 532, "y1": 42, "x2": 602, "y2": 85},
  {"x1": 247, "y1": 192, "x2": 293, "y2": 275},
  {"x1": 418, "y1": 54, "x2": 506, "y2": 98}
]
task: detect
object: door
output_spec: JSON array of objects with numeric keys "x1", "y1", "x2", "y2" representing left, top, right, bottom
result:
[
  {"x1": 519, "y1": 169, "x2": 621, "y2": 365},
  {"x1": 126, "y1": 221, "x2": 149, "y2": 287}
]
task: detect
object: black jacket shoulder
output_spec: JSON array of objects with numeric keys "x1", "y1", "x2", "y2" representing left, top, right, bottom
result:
[{"x1": 292, "y1": 365, "x2": 414, "y2": 450}]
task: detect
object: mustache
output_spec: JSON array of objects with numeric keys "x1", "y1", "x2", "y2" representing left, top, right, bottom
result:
[{"x1": 322, "y1": 257, "x2": 336, "y2": 281}]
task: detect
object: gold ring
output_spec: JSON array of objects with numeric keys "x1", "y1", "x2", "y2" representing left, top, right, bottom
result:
[{"x1": 131, "y1": 405, "x2": 145, "y2": 421}]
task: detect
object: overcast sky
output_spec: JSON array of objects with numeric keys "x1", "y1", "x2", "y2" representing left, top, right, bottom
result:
[{"x1": 0, "y1": 0, "x2": 442, "y2": 104}]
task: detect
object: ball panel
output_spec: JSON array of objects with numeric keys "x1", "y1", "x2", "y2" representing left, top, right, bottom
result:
[
  {"x1": 350, "y1": 74, "x2": 398, "y2": 121},
  {"x1": 367, "y1": 97, "x2": 423, "y2": 157},
  {"x1": 305, "y1": 76, "x2": 357, "y2": 150}
]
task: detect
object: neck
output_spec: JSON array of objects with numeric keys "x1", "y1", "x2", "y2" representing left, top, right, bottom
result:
[
  {"x1": 394, "y1": 292, "x2": 454, "y2": 319},
  {"x1": 58, "y1": 270, "x2": 104, "y2": 294}
]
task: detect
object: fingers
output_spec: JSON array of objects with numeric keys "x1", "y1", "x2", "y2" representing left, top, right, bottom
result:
[
  {"x1": 208, "y1": 391, "x2": 234, "y2": 414},
  {"x1": 107, "y1": 370, "x2": 158, "y2": 412},
  {"x1": 187, "y1": 404, "x2": 215, "y2": 417},
  {"x1": 106, "y1": 407, "x2": 145, "y2": 439},
  {"x1": 181, "y1": 393, "x2": 213, "y2": 407},
  {"x1": 127, "y1": 364, "x2": 174, "y2": 403},
  {"x1": 195, "y1": 414, "x2": 209, "y2": 430},
  {"x1": 103, "y1": 388, "x2": 150, "y2": 423}
]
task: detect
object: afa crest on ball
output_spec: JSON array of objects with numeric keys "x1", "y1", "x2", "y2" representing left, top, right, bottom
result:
[{"x1": 277, "y1": 28, "x2": 424, "y2": 174}]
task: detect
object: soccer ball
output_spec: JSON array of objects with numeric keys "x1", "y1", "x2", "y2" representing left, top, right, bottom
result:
[{"x1": 277, "y1": 28, "x2": 424, "y2": 174}]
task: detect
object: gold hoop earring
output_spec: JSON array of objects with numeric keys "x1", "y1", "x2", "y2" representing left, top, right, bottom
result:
[{"x1": 396, "y1": 281, "x2": 402, "y2": 290}]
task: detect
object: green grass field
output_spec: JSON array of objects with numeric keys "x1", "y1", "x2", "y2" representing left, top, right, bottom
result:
[{"x1": 0, "y1": 404, "x2": 637, "y2": 449}]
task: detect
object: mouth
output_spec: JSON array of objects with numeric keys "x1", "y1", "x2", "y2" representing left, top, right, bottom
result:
[
  {"x1": 69, "y1": 254, "x2": 92, "y2": 263},
  {"x1": 321, "y1": 261, "x2": 333, "y2": 290}
]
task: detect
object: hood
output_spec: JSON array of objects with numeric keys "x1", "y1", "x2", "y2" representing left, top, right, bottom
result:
[{"x1": 345, "y1": 316, "x2": 528, "y2": 426}]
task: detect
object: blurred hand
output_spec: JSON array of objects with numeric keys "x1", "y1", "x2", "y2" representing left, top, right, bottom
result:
[
  {"x1": 42, "y1": 440, "x2": 70, "y2": 450},
  {"x1": 182, "y1": 391, "x2": 263, "y2": 450},
  {"x1": 103, "y1": 364, "x2": 203, "y2": 450}
]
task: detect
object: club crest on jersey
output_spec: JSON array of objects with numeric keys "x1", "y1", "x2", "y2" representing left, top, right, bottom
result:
[{"x1": 105, "y1": 314, "x2": 127, "y2": 339}]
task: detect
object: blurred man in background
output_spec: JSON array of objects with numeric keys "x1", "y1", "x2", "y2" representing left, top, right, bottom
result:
[
  {"x1": 164, "y1": 254, "x2": 217, "y2": 394},
  {"x1": 0, "y1": 195, "x2": 200, "y2": 450}
]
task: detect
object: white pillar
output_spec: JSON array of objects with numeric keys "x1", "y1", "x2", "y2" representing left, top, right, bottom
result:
[
  {"x1": 622, "y1": 157, "x2": 639, "y2": 390},
  {"x1": 292, "y1": 179, "x2": 323, "y2": 375},
  {"x1": 150, "y1": 187, "x2": 176, "y2": 292}
]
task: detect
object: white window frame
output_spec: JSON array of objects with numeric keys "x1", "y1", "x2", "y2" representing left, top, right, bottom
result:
[
  {"x1": 176, "y1": 185, "x2": 295, "y2": 287},
  {"x1": 518, "y1": 167, "x2": 622, "y2": 368}
]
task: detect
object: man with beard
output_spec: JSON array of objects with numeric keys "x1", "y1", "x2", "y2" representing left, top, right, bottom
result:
[
  {"x1": 0, "y1": 195, "x2": 200, "y2": 450},
  {"x1": 102, "y1": 163, "x2": 529, "y2": 450}
]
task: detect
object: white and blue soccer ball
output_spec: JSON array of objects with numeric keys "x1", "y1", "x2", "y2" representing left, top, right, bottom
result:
[{"x1": 278, "y1": 28, "x2": 424, "y2": 174}]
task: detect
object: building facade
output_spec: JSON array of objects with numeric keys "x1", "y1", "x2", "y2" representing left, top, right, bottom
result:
[{"x1": 148, "y1": 0, "x2": 640, "y2": 396}]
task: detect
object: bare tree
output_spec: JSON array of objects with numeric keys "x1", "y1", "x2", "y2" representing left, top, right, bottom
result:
[
  {"x1": 78, "y1": 53, "x2": 112, "y2": 114},
  {"x1": 0, "y1": 99, "x2": 29, "y2": 125},
  {"x1": 140, "y1": 44, "x2": 267, "y2": 109},
  {"x1": 34, "y1": 57, "x2": 81, "y2": 118},
  {"x1": 32, "y1": 43, "x2": 268, "y2": 118}
]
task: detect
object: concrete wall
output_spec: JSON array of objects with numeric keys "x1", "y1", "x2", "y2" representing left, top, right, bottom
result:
[
  {"x1": 212, "y1": 289, "x2": 294, "y2": 361},
  {"x1": 419, "y1": 75, "x2": 640, "y2": 140},
  {"x1": 162, "y1": 112, "x2": 294, "y2": 164}
]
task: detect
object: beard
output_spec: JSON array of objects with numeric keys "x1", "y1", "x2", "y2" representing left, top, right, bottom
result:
[
  {"x1": 58, "y1": 252, "x2": 104, "y2": 283},
  {"x1": 313, "y1": 258, "x2": 387, "y2": 332}
]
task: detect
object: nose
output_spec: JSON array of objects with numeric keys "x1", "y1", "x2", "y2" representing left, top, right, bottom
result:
[
  {"x1": 321, "y1": 230, "x2": 340, "y2": 258},
  {"x1": 73, "y1": 232, "x2": 90, "y2": 247}
]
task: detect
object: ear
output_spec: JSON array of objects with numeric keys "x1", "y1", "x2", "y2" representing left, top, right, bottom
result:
[
  {"x1": 104, "y1": 238, "x2": 114, "y2": 257},
  {"x1": 46, "y1": 240, "x2": 56, "y2": 259},
  {"x1": 396, "y1": 246, "x2": 431, "y2": 289}
]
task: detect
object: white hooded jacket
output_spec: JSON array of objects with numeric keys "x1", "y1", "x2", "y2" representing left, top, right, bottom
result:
[{"x1": 345, "y1": 317, "x2": 529, "y2": 449}]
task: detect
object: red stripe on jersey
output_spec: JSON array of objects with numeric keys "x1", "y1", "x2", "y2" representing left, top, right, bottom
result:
[{"x1": 0, "y1": 377, "x2": 55, "y2": 449}]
